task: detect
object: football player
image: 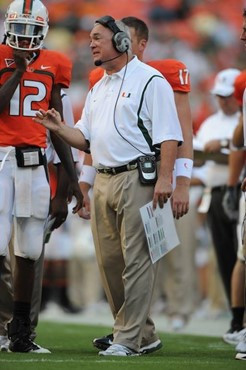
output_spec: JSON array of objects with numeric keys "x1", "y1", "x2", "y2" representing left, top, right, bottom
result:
[{"x1": 0, "y1": 0, "x2": 82, "y2": 353}]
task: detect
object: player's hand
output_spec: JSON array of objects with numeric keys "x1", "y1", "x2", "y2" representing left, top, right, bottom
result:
[
  {"x1": 78, "y1": 189, "x2": 91, "y2": 220},
  {"x1": 34, "y1": 108, "x2": 63, "y2": 132},
  {"x1": 171, "y1": 184, "x2": 189, "y2": 219},
  {"x1": 49, "y1": 196, "x2": 68, "y2": 230},
  {"x1": 13, "y1": 50, "x2": 29, "y2": 73},
  {"x1": 67, "y1": 180, "x2": 83, "y2": 213}
]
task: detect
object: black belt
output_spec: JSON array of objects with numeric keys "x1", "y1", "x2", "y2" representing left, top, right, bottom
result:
[
  {"x1": 211, "y1": 185, "x2": 226, "y2": 192},
  {"x1": 97, "y1": 160, "x2": 138, "y2": 175}
]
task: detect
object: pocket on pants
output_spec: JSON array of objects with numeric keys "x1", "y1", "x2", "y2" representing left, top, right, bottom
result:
[{"x1": 32, "y1": 182, "x2": 50, "y2": 219}]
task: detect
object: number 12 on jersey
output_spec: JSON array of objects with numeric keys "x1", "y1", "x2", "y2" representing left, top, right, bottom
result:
[{"x1": 9, "y1": 80, "x2": 47, "y2": 116}]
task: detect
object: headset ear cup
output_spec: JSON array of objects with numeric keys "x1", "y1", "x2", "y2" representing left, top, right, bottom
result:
[{"x1": 113, "y1": 32, "x2": 130, "y2": 53}]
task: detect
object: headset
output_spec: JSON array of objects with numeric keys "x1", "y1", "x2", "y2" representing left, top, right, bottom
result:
[{"x1": 95, "y1": 15, "x2": 131, "y2": 53}]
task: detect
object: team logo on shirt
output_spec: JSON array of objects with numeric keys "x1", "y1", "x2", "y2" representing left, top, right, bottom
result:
[
  {"x1": 122, "y1": 92, "x2": 131, "y2": 98},
  {"x1": 41, "y1": 65, "x2": 51, "y2": 70},
  {"x1": 5, "y1": 58, "x2": 15, "y2": 67}
]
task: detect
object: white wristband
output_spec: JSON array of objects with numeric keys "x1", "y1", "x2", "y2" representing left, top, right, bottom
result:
[
  {"x1": 79, "y1": 165, "x2": 96, "y2": 186},
  {"x1": 175, "y1": 158, "x2": 193, "y2": 179}
]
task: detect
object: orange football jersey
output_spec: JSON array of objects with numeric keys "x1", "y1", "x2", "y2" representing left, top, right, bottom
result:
[
  {"x1": 88, "y1": 67, "x2": 104, "y2": 90},
  {"x1": 234, "y1": 70, "x2": 246, "y2": 106},
  {"x1": 88, "y1": 59, "x2": 191, "y2": 93},
  {"x1": 147, "y1": 59, "x2": 191, "y2": 92},
  {"x1": 0, "y1": 45, "x2": 72, "y2": 148}
]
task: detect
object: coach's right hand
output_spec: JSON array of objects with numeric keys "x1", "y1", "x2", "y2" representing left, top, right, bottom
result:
[{"x1": 34, "y1": 108, "x2": 63, "y2": 132}]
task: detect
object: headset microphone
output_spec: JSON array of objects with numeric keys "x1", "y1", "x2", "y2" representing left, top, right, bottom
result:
[{"x1": 94, "y1": 52, "x2": 126, "y2": 66}]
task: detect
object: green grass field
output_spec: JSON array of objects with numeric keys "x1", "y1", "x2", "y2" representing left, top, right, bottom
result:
[{"x1": 0, "y1": 321, "x2": 244, "y2": 370}]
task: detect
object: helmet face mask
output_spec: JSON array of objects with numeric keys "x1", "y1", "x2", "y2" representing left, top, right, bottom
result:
[{"x1": 4, "y1": 0, "x2": 49, "y2": 51}]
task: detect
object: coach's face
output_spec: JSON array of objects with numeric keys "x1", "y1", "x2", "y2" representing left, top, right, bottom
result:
[{"x1": 89, "y1": 23, "x2": 116, "y2": 65}]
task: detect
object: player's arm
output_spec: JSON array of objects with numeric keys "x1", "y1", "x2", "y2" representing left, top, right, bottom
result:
[
  {"x1": 49, "y1": 164, "x2": 70, "y2": 228},
  {"x1": 76, "y1": 67, "x2": 102, "y2": 219},
  {"x1": 222, "y1": 146, "x2": 245, "y2": 221},
  {"x1": 49, "y1": 83, "x2": 77, "y2": 178},
  {"x1": 172, "y1": 91, "x2": 193, "y2": 219},
  {"x1": 222, "y1": 112, "x2": 245, "y2": 219},
  {"x1": 0, "y1": 50, "x2": 27, "y2": 113},
  {"x1": 227, "y1": 149, "x2": 245, "y2": 187},
  {"x1": 47, "y1": 163, "x2": 69, "y2": 229},
  {"x1": 154, "y1": 60, "x2": 193, "y2": 218},
  {"x1": 150, "y1": 76, "x2": 182, "y2": 210},
  {"x1": 232, "y1": 114, "x2": 244, "y2": 148},
  {"x1": 49, "y1": 84, "x2": 83, "y2": 214}
]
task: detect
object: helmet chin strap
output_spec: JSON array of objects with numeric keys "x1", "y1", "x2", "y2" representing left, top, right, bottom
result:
[{"x1": 2, "y1": 34, "x2": 7, "y2": 45}]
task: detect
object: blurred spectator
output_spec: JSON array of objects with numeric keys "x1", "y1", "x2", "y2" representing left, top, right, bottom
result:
[{"x1": 194, "y1": 69, "x2": 241, "y2": 326}]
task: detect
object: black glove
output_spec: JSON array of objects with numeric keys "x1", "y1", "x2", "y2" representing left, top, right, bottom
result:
[{"x1": 222, "y1": 186, "x2": 240, "y2": 221}]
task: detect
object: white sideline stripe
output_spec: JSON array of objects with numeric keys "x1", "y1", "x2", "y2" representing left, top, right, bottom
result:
[
  {"x1": 0, "y1": 359, "x2": 164, "y2": 364},
  {"x1": 0, "y1": 359, "x2": 221, "y2": 365}
]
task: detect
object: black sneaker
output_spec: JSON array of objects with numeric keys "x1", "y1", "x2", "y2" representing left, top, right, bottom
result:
[
  {"x1": 7, "y1": 318, "x2": 50, "y2": 354},
  {"x1": 9, "y1": 336, "x2": 51, "y2": 353},
  {"x1": 139, "y1": 339, "x2": 162, "y2": 354},
  {"x1": 93, "y1": 334, "x2": 113, "y2": 350},
  {"x1": 93, "y1": 334, "x2": 162, "y2": 354}
]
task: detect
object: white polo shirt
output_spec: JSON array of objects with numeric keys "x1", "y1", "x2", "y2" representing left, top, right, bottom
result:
[{"x1": 75, "y1": 56, "x2": 183, "y2": 168}]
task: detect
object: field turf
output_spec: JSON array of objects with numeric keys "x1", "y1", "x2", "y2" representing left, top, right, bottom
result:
[{"x1": 0, "y1": 321, "x2": 244, "y2": 370}]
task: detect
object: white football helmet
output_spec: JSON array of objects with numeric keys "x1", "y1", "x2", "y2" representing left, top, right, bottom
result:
[{"x1": 4, "y1": 0, "x2": 49, "y2": 51}]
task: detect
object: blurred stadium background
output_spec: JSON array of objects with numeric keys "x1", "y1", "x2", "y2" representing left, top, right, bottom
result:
[
  {"x1": 0, "y1": 0, "x2": 244, "y2": 131},
  {"x1": 0, "y1": 0, "x2": 245, "y2": 336}
]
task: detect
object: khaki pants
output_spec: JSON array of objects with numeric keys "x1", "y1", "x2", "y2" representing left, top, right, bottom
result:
[{"x1": 91, "y1": 169, "x2": 159, "y2": 351}]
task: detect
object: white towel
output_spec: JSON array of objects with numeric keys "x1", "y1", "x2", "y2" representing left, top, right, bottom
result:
[
  {"x1": 0, "y1": 146, "x2": 32, "y2": 217},
  {"x1": 14, "y1": 165, "x2": 32, "y2": 217}
]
